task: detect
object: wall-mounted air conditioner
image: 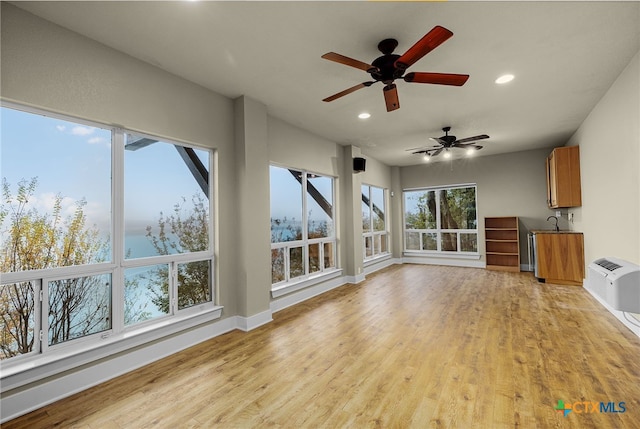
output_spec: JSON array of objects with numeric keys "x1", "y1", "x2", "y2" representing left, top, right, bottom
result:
[{"x1": 588, "y1": 257, "x2": 640, "y2": 313}]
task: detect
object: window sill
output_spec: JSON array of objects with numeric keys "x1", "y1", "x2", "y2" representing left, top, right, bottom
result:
[
  {"x1": 403, "y1": 251, "x2": 480, "y2": 260},
  {"x1": 271, "y1": 269, "x2": 343, "y2": 298},
  {"x1": 1, "y1": 306, "x2": 223, "y2": 387},
  {"x1": 402, "y1": 252, "x2": 483, "y2": 269},
  {"x1": 364, "y1": 253, "x2": 392, "y2": 267}
]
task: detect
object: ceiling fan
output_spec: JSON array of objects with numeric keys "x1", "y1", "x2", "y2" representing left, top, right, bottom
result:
[
  {"x1": 408, "y1": 126, "x2": 490, "y2": 159},
  {"x1": 321, "y1": 26, "x2": 469, "y2": 112}
]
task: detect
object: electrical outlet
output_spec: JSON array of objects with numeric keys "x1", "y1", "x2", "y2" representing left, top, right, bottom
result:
[{"x1": 555, "y1": 210, "x2": 561, "y2": 218}]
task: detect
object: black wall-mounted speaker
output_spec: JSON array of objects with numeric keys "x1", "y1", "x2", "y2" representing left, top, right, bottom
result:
[{"x1": 353, "y1": 157, "x2": 366, "y2": 173}]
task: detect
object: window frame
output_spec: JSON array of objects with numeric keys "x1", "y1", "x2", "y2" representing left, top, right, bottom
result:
[
  {"x1": 0, "y1": 102, "x2": 219, "y2": 369},
  {"x1": 361, "y1": 184, "x2": 390, "y2": 261},
  {"x1": 403, "y1": 183, "x2": 479, "y2": 256},
  {"x1": 269, "y1": 164, "x2": 339, "y2": 291}
]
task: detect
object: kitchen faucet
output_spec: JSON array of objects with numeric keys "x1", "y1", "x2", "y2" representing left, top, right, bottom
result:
[{"x1": 546, "y1": 215, "x2": 560, "y2": 232}]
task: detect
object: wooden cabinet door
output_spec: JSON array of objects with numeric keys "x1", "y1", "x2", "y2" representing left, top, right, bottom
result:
[
  {"x1": 546, "y1": 154, "x2": 558, "y2": 207},
  {"x1": 546, "y1": 146, "x2": 581, "y2": 208},
  {"x1": 536, "y1": 233, "x2": 584, "y2": 285}
]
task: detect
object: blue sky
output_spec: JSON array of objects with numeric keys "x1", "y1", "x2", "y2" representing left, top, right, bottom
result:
[
  {"x1": 1, "y1": 106, "x2": 208, "y2": 248},
  {"x1": 269, "y1": 165, "x2": 334, "y2": 225},
  {"x1": 2, "y1": 105, "x2": 337, "y2": 254}
]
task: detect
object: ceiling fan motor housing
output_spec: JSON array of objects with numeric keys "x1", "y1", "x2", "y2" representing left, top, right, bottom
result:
[
  {"x1": 440, "y1": 126, "x2": 456, "y2": 146},
  {"x1": 370, "y1": 53, "x2": 404, "y2": 84}
]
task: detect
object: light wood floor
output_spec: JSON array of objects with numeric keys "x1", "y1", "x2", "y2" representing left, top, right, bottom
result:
[{"x1": 4, "y1": 264, "x2": 640, "y2": 428}]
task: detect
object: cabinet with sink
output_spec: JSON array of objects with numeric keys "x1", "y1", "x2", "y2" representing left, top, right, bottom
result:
[{"x1": 532, "y1": 231, "x2": 584, "y2": 285}]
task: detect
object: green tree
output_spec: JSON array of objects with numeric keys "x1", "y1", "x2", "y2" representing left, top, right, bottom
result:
[
  {"x1": 145, "y1": 194, "x2": 210, "y2": 313},
  {"x1": 405, "y1": 188, "x2": 476, "y2": 252},
  {"x1": 0, "y1": 178, "x2": 110, "y2": 359}
]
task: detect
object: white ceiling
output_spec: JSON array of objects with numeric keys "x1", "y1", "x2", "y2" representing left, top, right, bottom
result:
[{"x1": 11, "y1": 1, "x2": 640, "y2": 166}]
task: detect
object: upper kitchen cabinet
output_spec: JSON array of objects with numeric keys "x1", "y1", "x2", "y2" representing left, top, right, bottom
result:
[{"x1": 546, "y1": 145, "x2": 582, "y2": 208}]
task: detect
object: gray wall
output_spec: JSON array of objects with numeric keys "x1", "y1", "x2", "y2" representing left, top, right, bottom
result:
[
  {"x1": 567, "y1": 50, "x2": 640, "y2": 267},
  {"x1": 0, "y1": 3, "x2": 396, "y2": 326},
  {"x1": 400, "y1": 148, "x2": 562, "y2": 266},
  {"x1": 0, "y1": 3, "x2": 241, "y2": 316}
]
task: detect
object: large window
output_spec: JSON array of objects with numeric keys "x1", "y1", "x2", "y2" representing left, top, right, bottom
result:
[
  {"x1": 0, "y1": 104, "x2": 215, "y2": 363},
  {"x1": 270, "y1": 165, "x2": 336, "y2": 287},
  {"x1": 362, "y1": 184, "x2": 389, "y2": 260},
  {"x1": 403, "y1": 185, "x2": 478, "y2": 254}
]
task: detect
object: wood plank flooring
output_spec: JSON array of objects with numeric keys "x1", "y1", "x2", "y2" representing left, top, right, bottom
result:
[{"x1": 4, "y1": 264, "x2": 640, "y2": 428}]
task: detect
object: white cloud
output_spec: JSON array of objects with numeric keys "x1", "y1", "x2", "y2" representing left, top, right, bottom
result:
[
  {"x1": 56, "y1": 125, "x2": 66, "y2": 132},
  {"x1": 71, "y1": 126, "x2": 95, "y2": 136},
  {"x1": 88, "y1": 136, "x2": 108, "y2": 145},
  {"x1": 31, "y1": 192, "x2": 78, "y2": 219}
]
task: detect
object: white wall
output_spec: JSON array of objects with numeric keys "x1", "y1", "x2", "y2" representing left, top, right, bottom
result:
[{"x1": 567, "y1": 50, "x2": 640, "y2": 267}]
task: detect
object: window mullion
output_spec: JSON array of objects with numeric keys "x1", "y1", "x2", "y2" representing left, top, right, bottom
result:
[
  {"x1": 302, "y1": 173, "x2": 309, "y2": 276},
  {"x1": 170, "y1": 262, "x2": 177, "y2": 314},
  {"x1": 285, "y1": 245, "x2": 291, "y2": 283},
  {"x1": 40, "y1": 278, "x2": 50, "y2": 354},
  {"x1": 435, "y1": 190, "x2": 442, "y2": 252},
  {"x1": 112, "y1": 129, "x2": 125, "y2": 334}
]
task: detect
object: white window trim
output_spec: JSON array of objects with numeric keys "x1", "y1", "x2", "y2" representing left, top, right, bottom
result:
[
  {"x1": 270, "y1": 165, "x2": 338, "y2": 290},
  {"x1": 402, "y1": 183, "x2": 479, "y2": 257},
  {"x1": 362, "y1": 184, "x2": 391, "y2": 261},
  {"x1": 0, "y1": 102, "x2": 219, "y2": 372}
]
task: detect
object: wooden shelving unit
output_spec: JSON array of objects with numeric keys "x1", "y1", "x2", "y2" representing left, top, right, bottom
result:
[{"x1": 485, "y1": 216, "x2": 520, "y2": 272}]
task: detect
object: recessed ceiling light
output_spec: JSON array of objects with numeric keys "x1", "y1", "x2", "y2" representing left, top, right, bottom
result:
[
  {"x1": 495, "y1": 74, "x2": 514, "y2": 84},
  {"x1": 358, "y1": 112, "x2": 371, "y2": 119}
]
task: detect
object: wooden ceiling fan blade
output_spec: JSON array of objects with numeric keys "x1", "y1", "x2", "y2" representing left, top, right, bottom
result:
[
  {"x1": 321, "y1": 52, "x2": 376, "y2": 72},
  {"x1": 431, "y1": 148, "x2": 444, "y2": 157},
  {"x1": 395, "y1": 26, "x2": 453, "y2": 70},
  {"x1": 323, "y1": 82, "x2": 374, "y2": 102},
  {"x1": 404, "y1": 72, "x2": 469, "y2": 86},
  {"x1": 429, "y1": 137, "x2": 447, "y2": 145},
  {"x1": 406, "y1": 144, "x2": 442, "y2": 152},
  {"x1": 455, "y1": 134, "x2": 490, "y2": 144},
  {"x1": 383, "y1": 84, "x2": 400, "y2": 112}
]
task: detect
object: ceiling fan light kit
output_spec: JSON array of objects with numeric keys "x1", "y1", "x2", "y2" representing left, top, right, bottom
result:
[
  {"x1": 408, "y1": 126, "x2": 490, "y2": 160},
  {"x1": 321, "y1": 25, "x2": 469, "y2": 112}
]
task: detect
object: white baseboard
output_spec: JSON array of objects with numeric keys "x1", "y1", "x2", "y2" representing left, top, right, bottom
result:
[
  {"x1": 402, "y1": 255, "x2": 484, "y2": 269},
  {"x1": 344, "y1": 273, "x2": 366, "y2": 284},
  {"x1": 363, "y1": 256, "x2": 399, "y2": 275},
  {"x1": 236, "y1": 310, "x2": 273, "y2": 331},
  {"x1": 0, "y1": 315, "x2": 237, "y2": 423},
  {"x1": 270, "y1": 275, "x2": 348, "y2": 313},
  {"x1": 585, "y1": 285, "x2": 640, "y2": 338}
]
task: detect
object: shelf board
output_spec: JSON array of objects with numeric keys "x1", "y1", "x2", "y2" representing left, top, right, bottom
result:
[
  {"x1": 486, "y1": 264, "x2": 520, "y2": 272},
  {"x1": 487, "y1": 251, "x2": 519, "y2": 256}
]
